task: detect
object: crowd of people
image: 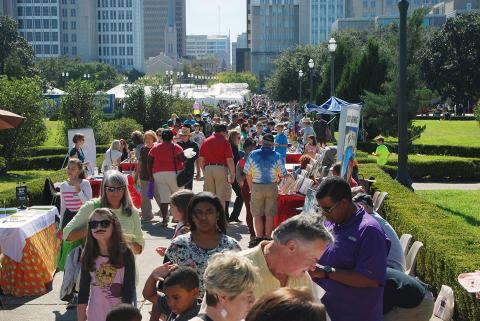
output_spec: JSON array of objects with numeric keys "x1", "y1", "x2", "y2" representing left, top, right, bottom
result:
[{"x1": 58, "y1": 96, "x2": 437, "y2": 321}]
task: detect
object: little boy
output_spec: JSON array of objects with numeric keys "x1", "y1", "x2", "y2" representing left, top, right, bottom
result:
[
  {"x1": 106, "y1": 304, "x2": 142, "y2": 321},
  {"x1": 372, "y1": 135, "x2": 390, "y2": 165},
  {"x1": 143, "y1": 265, "x2": 200, "y2": 321},
  {"x1": 274, "y1": 123, "x2": 288, "y2": 161}
]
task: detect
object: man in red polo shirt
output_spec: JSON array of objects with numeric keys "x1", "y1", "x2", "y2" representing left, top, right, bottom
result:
[{"x1": 198, "y1": 123, "x2": 235, "y2": 204}]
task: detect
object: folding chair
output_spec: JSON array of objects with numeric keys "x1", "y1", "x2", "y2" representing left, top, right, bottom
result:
[
  {"x1": 399, "y1": 233, "x2": 413, "y2": 257},
  {"x1": 374, "y1": 191, "x2": 388, "y2": 212},
  {"x1": 405, "y1": 240, "x2": 424, "y2": 276},
  {"x1": 372, "y1": 191, "x2": 380, "y2": 205}
]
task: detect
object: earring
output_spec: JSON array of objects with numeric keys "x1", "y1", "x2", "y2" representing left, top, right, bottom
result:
[{"x1": 220, "y1": 307, "x2": 228, "y2": 318}]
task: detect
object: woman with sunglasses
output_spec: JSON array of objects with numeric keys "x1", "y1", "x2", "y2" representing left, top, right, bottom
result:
[
  {"x1": 77, "y1": 208, "x2": 136, "y2": 321},
  {"x1": 165, "y1": 192, "x2": 241, "y2": 296},
  {"x1": 64, "y1": 170, "x2": 144, "y2": 255}
]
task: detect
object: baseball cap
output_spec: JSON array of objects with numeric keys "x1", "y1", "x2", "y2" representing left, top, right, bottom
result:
[{"x1": 263, "y1": 133, "x2": 274, "y2": 143}]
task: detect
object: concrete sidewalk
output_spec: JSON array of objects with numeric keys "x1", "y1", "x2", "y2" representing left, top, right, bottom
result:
[
  {"x1": 0, "y1": 179, "x2": 251, "y2": 321},
  {"x1": 413, "y1": 182, "x2": 480, "y2": 190}
]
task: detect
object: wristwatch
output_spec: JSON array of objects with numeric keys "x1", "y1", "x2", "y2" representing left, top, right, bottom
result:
[{"x1": 323, "y1": 266, "x2": 335, "y2": 279}]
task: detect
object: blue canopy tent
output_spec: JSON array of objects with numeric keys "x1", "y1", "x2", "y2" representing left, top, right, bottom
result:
[{"x1": 304, "y1": 96, "x2": 356, "y2": 114}]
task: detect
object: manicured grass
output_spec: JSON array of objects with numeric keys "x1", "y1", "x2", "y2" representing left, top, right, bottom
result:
[
  {"x1": 43, "y1": 119, "x2": 64, "y2": 147},
  {"x1": 417, "y1": 190, "x2": 480, "y2": 233},
  {"x1": 384, "y1": 120, "x2": 480, "y2": 147},
  {"x1": 0, "y1": 170, "x2": 58, "y2": 193},
  {"x1": 364, "y1": 152, "x2": 477, "y2": 164}
]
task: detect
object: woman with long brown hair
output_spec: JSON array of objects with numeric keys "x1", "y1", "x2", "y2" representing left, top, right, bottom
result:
[{"x1": 77, "y1": 208, "x2": 136, "y2": 321}]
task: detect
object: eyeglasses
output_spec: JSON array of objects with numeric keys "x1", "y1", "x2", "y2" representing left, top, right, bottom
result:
[
  {"x1": 319, "y1": 202, "x2": 339, "y2": 214},
  {"x1": 88, "y1": 219, "x2": 112, "y2": 229},
  {"x1": 105, "y1": 186, "x2": 126, "y2": 193}
]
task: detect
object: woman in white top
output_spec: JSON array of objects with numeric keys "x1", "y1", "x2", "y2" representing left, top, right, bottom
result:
[
  {"x1": 102, "y1": 139, "x2": 123, "y2": 172},
  {"x1": 57, "y1": 158, "x2": 92, "y2": 271}
]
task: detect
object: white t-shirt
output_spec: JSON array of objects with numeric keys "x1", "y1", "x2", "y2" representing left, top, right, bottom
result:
[
  {"x1": 102, "y1": 149, "x2": 122, "y2": 172},
  {"x1": 372, "y1": 211, "x2": 406, "y2": 272}
]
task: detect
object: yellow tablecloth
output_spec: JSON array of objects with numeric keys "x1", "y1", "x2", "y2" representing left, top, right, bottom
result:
[{"x1": 0, "y1": 224, "x2": 60, "y2": 296}]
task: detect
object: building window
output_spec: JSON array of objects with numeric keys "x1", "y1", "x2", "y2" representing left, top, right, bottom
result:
[
  {"x1": 52, "y1": 45, "x2": 58, "y2": 54},
  {"x1": 26, "y1": 7, "x2": 32, "y2": 16},
  {"x1": 52, "y1": 32, "x2": 58, "y2": 41},
  {"x1": 52, "y1": 19, "x2": 58, "y2": 28},
  {"x1": 71, "y1": 8, "x2": 76, "y2": 17},
  {"x1": 51, "y1": 7, "x2": 57, "y2": 16},
  {"x1": 44, "y1": 32, "x2": 50, "y2": 41},
  {"x1": 35, "y1": 45, "x2": 42, "y2": 54},
  {"x1": 72, "y1": 46, "x2": 77, "y2": 55},
  {"x1": 34, "y1": 6, "x2": 41, "y2": 16},
  {"x1": 71, "y1": 21, "x2": 76, "y2": 29},
  {"x1": 63, "y1": 33, "x2": 68, "y2": 42},
  {"x1": 43, "y1": 19, "x2": 49, "y2": 28},
  {"x1": 72, "y1": 34, "x2": 76, "y2": 42},
  {"x1": 44, "y1": 44, "x2": 51, "y2": 54},
  {"x1": 34, "y1": 19, "x2": 41, "y2": 28},
  {"x1": 43, "y1": 6, "x2": 49, "y2": 15},
  {"x1": 63, "y1": 21, "x2": 68, "y2": 29},
  {"x1": 18, "y1": 7, "x2": 24, "y2": 16},
  {"x1": 62, "y1": 8, "x2": 67, "y2": 17},
  {"x1": 35, "y1": 31, "x2": 42, "y2": 41},
  {"x1": 126, "y1": 0, "x2": 132, "y2": 7}
]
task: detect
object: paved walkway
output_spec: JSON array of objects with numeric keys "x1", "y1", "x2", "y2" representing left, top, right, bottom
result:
[
  {"x1": 413, "y1": 182, "x2": 480, "y2": 190},
  {"x1": 0, "y1": 179, "x2": 251, "y2": 321}
]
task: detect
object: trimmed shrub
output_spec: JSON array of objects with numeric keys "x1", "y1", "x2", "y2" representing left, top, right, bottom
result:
[
  {"x1": 357, "y1": 141, "x2": 480, "y2": 158},
  {"x1": 10, "y1": 155, "x2": 67, "y2": 170},
  {"x1": 361, "y1": 163, "x2": 480, "y2": 321},
  {"x1": 30, "y1": 145, "x2": 110, "y2": 157},
  {"x1": 0, "y1": 169, "x2": 65, "y2": 207}
]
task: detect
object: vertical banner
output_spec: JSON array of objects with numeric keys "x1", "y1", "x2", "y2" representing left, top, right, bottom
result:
[
  {"x1": 336, "y1": 104, "x2": 362, "y2": 180},
  {"x1": 193, "y1": 102, "x2": 201, "y2": 115},
  {"x1": 67, "y1": 128, "x2": 97, "y2": 176}
]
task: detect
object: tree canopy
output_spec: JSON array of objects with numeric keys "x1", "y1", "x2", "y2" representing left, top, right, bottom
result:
[{"x1": 216, "y1": 71, "x2": 260, "y2": 93}]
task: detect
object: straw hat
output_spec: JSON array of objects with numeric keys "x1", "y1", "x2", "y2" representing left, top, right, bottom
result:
[{"x1": 179, "y1": 127, "x2": 191, "y2": 136}]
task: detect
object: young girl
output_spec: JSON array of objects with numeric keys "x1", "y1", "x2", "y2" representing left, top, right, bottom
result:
[
  {"x1": 57, "y1": 159, "x2": 92, "y2": 270},
  {"x1": 156, "y1": 189, "x2": 194, "y2": 256},
  {"x1": 78, "y1": 208, "x2": 136, "y2": 321},
  {"x1": 304, "y1": 135, "x2": 319, "y2": 159}
]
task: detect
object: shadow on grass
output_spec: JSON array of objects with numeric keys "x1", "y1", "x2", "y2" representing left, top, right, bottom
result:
[{"x1": 436, "y1": 204, "x2": 480, "y2": 227}]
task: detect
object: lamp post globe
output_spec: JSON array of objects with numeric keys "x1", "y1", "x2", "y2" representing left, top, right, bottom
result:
[
  {"x1": 328, "y1": 37, "x2": 337, "y2": 97},
  {"x1": 308, "y1": 59, "x2": 314, "y2": 103}
]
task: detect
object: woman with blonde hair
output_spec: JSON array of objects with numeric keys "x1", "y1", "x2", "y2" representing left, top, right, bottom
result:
[
  {"x1": 102, "y1": 140, "x2": 123, "y2": 172},
  {"x1": 136, "y1": 130, "x2": 161, "y2": 221},
  {"x1": 191, "y1": 252, "x2": 259, "y2": 321}
]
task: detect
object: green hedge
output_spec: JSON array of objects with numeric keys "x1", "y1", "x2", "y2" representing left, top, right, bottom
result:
[
  {"x1": 361, "y1": 163, "x2": 480, "y2": 321},
  {"x1": 0, "y1": 169, "x2": 66, "y2": 207},
  {"x1": 357, "y1": 142, "x2": 480, "y2": 158},
  {"x1": 380, "y1": 158, "x2": 480, "y2": 180},
  {"x1": 10, "y1": 155, "x2": 67, "y2": 170},
  {"x1": 30, "y1": 145, "x2": 110, "y2": 157}
]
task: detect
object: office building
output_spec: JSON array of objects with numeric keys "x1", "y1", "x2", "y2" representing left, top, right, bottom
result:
[
  {"x1": 431, "y1": 0, "x2": 480, "y2": 17},
  {"x1": 143, "y1": 0, "x2": 185, "y2": 59},
  {"x1": 332, "y1": 14, "x2": 446, "y2": 32},
  {"x1": 250, "y1": 0, "x2": 299, "y2": 81},
  {"x1": 232, "y1": 41, "x2": 237, "y2": 71},
  {"x1": 299, "y1": 0, "x2": 345, "y2": 45},
  {"x1": 233, "y1": 32, "x2": 249, "y2": 72},
  {"x1": 186, "y1": 34, "x2": 231, "y2": 69},
  {"x1": 15, "y1": 0, "x2": 61, "y2": 58},
  {"x1": 5, "y1": 0, "x2": 146, "y2": 72},
  {"x1": 345, "y1": 0, "x2": 442, "y2": 19}
]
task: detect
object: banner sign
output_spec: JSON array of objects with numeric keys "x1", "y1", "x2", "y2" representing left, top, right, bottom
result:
[{"x1": 336, "y1": 104, "x2": 362, "y2": 180}]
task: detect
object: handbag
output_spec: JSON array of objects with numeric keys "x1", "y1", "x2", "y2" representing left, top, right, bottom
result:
[{"x1": 172, "y1": 144, "x2": 192, "y2": 187}]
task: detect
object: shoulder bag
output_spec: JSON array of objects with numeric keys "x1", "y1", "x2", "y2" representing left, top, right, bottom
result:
[{"x1": 172, "y1": 144, "x2": 192, "y2": 187}]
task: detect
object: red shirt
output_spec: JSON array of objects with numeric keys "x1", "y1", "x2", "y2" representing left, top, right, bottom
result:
[
  {"x1": 199, "y1": 133, "x2": 233, "y2": 165},
  {"x1": 148, "y1": 142, "x2": 184, "y2": 174}
]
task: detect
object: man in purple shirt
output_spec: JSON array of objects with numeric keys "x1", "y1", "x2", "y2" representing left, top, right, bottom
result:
[{"x1": 311, "y1": 176, "x2": 390, "y2": 321}]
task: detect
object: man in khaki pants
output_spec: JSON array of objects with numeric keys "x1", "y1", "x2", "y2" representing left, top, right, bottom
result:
[
  {"x1": 198, "y1": 123, "x2": 235, "y2": 205},
  {"x1": 244, "y1": 134, "x2": 287, "y2": 240}
]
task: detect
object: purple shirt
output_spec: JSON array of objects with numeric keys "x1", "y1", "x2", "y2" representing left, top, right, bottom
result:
[{"x1": 316, "y1": 207, "x2": 390, "y2": 321}]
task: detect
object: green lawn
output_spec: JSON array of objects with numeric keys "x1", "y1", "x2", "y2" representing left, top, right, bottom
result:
[
  {"x1": 43, "y1": 119, "x2": 63, "y2": 147},
  {"x1": 385, "y1": 120, "x2": 480, "y2": 147},
  {"x1": 0, "y1": 170, "x2": 58, "y2": 193},
  {"x1": 364, "y1": 152, "x2": 476, "y2": 164},
  {"x1": 417, "y1": 190, "x2": 480, "y2": 233}
]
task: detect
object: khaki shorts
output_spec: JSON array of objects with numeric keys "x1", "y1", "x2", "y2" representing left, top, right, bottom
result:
[
  {"x1": 203, "y1": 165, "x2": 228, "y2": 203},
  {"x1": 153, "y1": 171, "x2": 180, "y2": 203},
  {"x1": 250, "y1": 183, "x2": 278, "y2": 217}
]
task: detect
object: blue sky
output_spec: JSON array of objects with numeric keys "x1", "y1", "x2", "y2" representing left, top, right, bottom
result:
[{"x1": 186, "y1": 0, "x2": 246, "y2": 41}]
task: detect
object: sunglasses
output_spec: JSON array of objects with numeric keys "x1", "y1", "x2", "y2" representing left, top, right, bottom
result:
[
  {"x1": 88, "y1": 219, "x2": 112, "y2": 229},
  {"x1": 319, "y1": 202, "x2": 339, "y2": 214},
  {"x1": 105, "y1": 186, "x2": 126, "y2": 193}
]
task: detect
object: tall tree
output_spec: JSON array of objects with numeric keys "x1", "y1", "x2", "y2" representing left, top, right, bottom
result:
[
  {"x1": 361, "y1": 9, "x2": 430, "y2": 140},
  {"x1": 124, "y1": 85, "x2": 147, "y2": 128},
  {"x1": 265, "y1": 45, "x2": 328, "y2": 103},
  {"x1": 336, "y1": 38, "x2": 388, "y2": 103},
  {"x1": 421, "y1": 12, "x2": 480, "y2": 107},
  {"x1": 60, "y1": 80, "x2": 104, "y2": 144},
  {"x1": 0, "y1": 76, "x2": 47, "y2": 168},
  {"x1": 0, "y1": 16, "x2": 36, "y2": 77}
]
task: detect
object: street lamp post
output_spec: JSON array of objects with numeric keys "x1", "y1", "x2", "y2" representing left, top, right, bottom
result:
[
  {"x1": 61, "y1": 72, "x2": 69, "y2": 87},
  {"x1": 396, "y1": 0, "x2": 412, "y2": 188},
  {"x1": 170, "y1": 78, "x2": 174, "y2": 94},
  {"x1": 296, "y1": 70, "x2": 304, "y2": 134},
  {"x1": 328, "y1": 38, "x2": 337, "y2": 97},
  {"x1": 83, "y1": 73, "x2": 90, "y2": 80},
  {"x1": 308, "y1": 58, "x2": 314, "y2": 103}
]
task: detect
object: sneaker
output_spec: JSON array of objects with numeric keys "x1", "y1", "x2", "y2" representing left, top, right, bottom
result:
[{"x1": 66, "y1": 294, "x2": 77, "y2": 309}]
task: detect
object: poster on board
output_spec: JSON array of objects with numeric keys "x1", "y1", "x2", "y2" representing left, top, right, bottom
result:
[
  {"x1": 336, "y1": 104, "x2": 362, "y2": 180},
  {"x1": 67, "y1": 128, "x2": 97, "y2": 176}
]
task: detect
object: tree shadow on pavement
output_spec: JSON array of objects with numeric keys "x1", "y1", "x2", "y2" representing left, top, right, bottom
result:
[{"x1": 141, "y1": 221, "x2": 174, "y2": 238}]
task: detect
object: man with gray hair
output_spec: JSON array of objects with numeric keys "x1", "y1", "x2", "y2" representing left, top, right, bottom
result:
[
  {"x1": 244, "y1": 133, "x2": 287, "y2": 240},
  {"x1": 239, "y1": 214, "x2": 334, "y2": 300}
]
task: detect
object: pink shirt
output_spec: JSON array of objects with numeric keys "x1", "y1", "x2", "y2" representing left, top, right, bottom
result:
[
  {"x1": 86, "y1": 256, "x2": 125, "y2": 321},
  {"x1": 305, "y1": 144, "x2": 319, "y2": 158}
]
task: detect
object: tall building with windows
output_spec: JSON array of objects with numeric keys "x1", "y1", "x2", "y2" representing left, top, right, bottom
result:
[
  {"x1": 143, "y1": 0, "x2": 185, "y2": 59},
  {"x1": 15, "y1": 0, "x2": 61, "y2": 58},
  {"x1": 298, "y1": 0, "x2": 345, "y2": 45},
  {"x1": 186, "y1": 34, "x2": 231, "y2": 69},
  {"x1": 250, "y1": 0, "x2": 299, "y2": 81},
  {"x1": 5, "y1": 0, "x2": 145, "y2": 71},
  {"x1": 97, "y1": 0, "x2": 144, "y2": 71}
]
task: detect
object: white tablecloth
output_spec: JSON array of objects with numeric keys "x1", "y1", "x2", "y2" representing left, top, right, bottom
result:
[{"x1": 0, "y1": 206, "x2": 58, "y2": 262}]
